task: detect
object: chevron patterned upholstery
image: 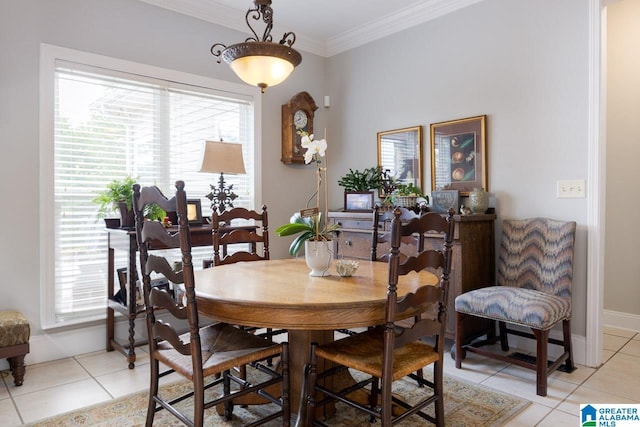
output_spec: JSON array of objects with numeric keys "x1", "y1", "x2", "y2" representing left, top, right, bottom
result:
[
  {"x1": 497, "y1": 218, "x2": 575, "y2": 297},
  {"x1": 455, "y1": 287, "x2": 571, "y2": 330},
  {"x1": 455, "y1": 218, "x2": 576, "y2": 329},
  {"x1": 454, "y1": 217, "x2": 577, "y2": 397}
]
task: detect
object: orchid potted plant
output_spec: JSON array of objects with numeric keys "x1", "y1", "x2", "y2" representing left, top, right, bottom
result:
[{"x1": 275, "y1": 129, "x2": 339, "y2": 275}]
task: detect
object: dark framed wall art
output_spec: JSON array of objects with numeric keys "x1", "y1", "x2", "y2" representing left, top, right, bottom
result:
[{"x1": 430, "y1": 115, "x2": 487, "y2": 196}]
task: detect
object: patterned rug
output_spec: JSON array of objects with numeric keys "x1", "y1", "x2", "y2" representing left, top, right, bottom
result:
[{"x1": 23, "y1": 371, "x2": 529, "y2": 427}]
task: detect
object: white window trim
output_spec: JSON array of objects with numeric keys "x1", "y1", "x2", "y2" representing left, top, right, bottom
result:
[{"x1": 39, "y1": 43, "x2": 263, "y2": 329}]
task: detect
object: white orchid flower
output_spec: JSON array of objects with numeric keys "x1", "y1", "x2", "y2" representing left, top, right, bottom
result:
[
  {"x1": 300, "y1": 134, "x2": 314, "y2": 148},
  {"x1": 303, "y1": 138, "x2": 327, "y2": 164}
]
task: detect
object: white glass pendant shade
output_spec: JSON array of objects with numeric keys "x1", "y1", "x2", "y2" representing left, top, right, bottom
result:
[{"x1": 230, "y1": 56, "x2": 294, "y2": 90}]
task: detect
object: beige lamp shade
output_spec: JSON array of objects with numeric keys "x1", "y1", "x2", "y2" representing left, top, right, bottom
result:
[
  {"x1": 199, "y1": 141, "x2": 246, "y2": 175},
  {"x1": 229, "y1": 55, "x2": 295, "y2": 90}
]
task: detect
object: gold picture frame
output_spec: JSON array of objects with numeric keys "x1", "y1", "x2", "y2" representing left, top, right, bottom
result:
[
  {"x1": 377, "y1": 126, "x2": 422, "y2": 197},
  {"x1": 430, "y1": 115, "x2": 487, "y2": 196}
]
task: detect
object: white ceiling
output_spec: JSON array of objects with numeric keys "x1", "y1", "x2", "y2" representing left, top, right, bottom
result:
[{"x1": 139, "y1": 0, "x2": 484, "y2": 57}]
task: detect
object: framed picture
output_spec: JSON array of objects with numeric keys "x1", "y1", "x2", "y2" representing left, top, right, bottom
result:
[
  {"x1": 430, "y1": 115, "x2": 487, "y2": 196},
  {"x1": 377, "y1": 126, "x2": 423, "y2": 197},
  {"x1": 186, "y1": 199, "x2": 202, "y2": 225},
  {"x1": 344, "y1": 191, "x2": 374, "y2": 212},
  {"x1": 430, "y1": 190, "x2": 460, "y2": 214}
]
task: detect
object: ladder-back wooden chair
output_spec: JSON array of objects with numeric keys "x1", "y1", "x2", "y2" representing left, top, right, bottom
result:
[
  {"x1": 304, "y1": 209, "x2": 455, "y2": 427},
  {"x1": 133, "y1": 181, "x2": 289, "y2": 427},
  {"x1": 211, "y1": 205, "x2": 270, "y2": 266},
  {"x1": 371, "y1": 206, "x2": 425, "y2": 262},
  {"x1": 209, "y1": 205, "x2": 284, "y2": 344},
  {"x1": 455, "y1": 217, "x2": 576, "y2": 396}
]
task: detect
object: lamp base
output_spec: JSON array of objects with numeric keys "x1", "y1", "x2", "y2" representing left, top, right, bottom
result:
[{"x1": 205, "y1": 173, "x2": 238, "y2": 213}]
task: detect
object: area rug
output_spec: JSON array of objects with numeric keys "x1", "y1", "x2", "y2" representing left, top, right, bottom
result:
[{"x1": 23, "y1": 372, "x2": 529, "y2": 427}]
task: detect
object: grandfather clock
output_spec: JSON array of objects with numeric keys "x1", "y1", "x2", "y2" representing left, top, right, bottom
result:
[{"x1": 281, "y1": 91, "x2": 318, "y2": 164}]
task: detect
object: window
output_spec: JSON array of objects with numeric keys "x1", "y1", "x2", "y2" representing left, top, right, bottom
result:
[{"x1": 40, "y1": 45, "x2": 261, "y2": 328}]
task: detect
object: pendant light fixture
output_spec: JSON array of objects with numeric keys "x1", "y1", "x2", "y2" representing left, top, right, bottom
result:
[{"x1": 211, "y1": 0, "x2": 302, "y2": 93}]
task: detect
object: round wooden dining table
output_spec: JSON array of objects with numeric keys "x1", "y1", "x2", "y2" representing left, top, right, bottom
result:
[{"x1": 194, "y1": 258, "x2": 438, "y2": 421}]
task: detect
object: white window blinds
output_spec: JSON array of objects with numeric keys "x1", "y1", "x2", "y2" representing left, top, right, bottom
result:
[{"x1": 49, "y1": 61, "x2": 255, "y2": 325}]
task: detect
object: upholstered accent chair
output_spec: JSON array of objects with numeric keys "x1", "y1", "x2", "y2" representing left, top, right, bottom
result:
[
  {"x1": 133, "y1": 182, "x2": 289, "y2": 427},
  {"x1": 455, "y1": 217, "x2": 577, "y2": 396},
  {"x1": 0, "y1": 310, "x2": 30, "y2": 386},
  {"x1": 304, "y1": 209, "x2": 455, "y2": 427}
]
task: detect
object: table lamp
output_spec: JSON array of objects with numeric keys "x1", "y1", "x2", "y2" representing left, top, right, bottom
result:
[{"x1": 199, "y1": 141, "x2": 246, "y2": 213}]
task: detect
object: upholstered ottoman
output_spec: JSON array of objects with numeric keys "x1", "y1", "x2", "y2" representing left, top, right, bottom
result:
[{"x1": 0, "y1": 311, "x2": 30, "y2": 386}]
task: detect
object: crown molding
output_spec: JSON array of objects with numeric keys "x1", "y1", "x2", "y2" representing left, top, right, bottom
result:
[
  {"x1": 326, "y1": 0, "x2": 485, "y2": 56},
  {"x1": 139, "y1": 0, "x2": 484, "y2": 57}
]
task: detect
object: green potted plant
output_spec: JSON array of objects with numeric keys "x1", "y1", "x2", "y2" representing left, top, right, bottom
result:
[
  {"x1": 143, "y1": 203, "x2": 167, "y2": 222},
  {"x1": 92, "y1": 175, "x2": 137, "y2": 228},
  {"x1": 337, "y1": 166, "x2": 383, "y2": 192},
  {"x1": 388, "y1": 183, "x2": 429, "y2": 209}
]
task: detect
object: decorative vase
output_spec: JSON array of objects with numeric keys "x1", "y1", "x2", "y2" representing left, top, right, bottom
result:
[
  {"x1": 305, "y1": 240, "x2": 333, "y2": 277},
  {"x1": 468, "y1": 187, "x2": 489, "y2": 214}
]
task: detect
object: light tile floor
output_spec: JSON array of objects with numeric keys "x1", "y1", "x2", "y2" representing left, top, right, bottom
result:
[{"x1": 1, "y1": 326, "x2": 638, "y2": 426}]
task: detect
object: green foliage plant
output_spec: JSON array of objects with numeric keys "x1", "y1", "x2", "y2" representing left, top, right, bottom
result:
[
  {"x1": 144, "y1": 203, "x2": 166, "y2": 221},
  {"x1": 92, "y1": 175, "x2": 137, "y2": 218},
  {"x1": 275, "y1": 212, "x2": 340, "y2": 256},
  {"x1": 384, "y1": 183, "x2": 429, "y2": 206},
  {"x1": 393, "y1": 183, "x2": 424, "y2": 197},
  {"x1": 337, "y1": 166, "x2": 383, "y2": 192}
]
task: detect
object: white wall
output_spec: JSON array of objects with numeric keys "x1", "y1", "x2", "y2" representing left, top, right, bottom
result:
[
  {"x1": 604, "y1": 0, "x2": 640, "y2": 325},
  {"x1": 326, "y1": 0, "x2": 590, "y2": 336}
]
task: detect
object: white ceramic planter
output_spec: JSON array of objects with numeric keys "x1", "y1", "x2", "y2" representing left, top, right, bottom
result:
[{"x1": 304, "y1": 240, "x2": 333, "y2": 277}]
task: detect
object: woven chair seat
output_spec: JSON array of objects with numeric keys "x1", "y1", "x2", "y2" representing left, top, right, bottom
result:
[
  {"x1": 155, "y1": 323, "x2": 283, "y2": 379},
  {"x1": 0, "y1": 311, "x2": 30, "y2": 347},
  {"x1": 315, "y1": 327, "x2": 439, "y2": 382},
  {"x1": 455, "y1": 286, "x2": 571, "y2": 330}
]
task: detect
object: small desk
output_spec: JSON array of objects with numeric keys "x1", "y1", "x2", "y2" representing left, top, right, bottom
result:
[
  {"x1": 193, "y1": 258, "x2": 437, "y2": 419},
  {"x1": 106, "y1": 223, "x2": 257, "y2": 368}
]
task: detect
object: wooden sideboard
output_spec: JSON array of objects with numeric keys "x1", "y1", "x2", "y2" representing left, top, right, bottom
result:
[{"x1": 328, "y1": 210, "x2": 496, "y2": 340}]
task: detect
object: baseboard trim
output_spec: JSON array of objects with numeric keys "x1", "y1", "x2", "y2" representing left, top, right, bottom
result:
[
  {"x1": 0, "y1": 318, "x2": 147, "y2": 370},
  {"x1": 603, "y1": 309, "x2": 640, "y2": 332},
  {"x1": 0, "y1": 313, "x2": 194, "y2": 370}
]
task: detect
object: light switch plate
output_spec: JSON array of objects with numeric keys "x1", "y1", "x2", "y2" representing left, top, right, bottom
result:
[{"x1": 557, "y1": 179, "x2": 586, "y2": 198}]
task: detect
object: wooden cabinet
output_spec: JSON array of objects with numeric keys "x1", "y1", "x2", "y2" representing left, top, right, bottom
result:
[{"x1": 328, "y1": 210, "x2": 496, "y2": 340}]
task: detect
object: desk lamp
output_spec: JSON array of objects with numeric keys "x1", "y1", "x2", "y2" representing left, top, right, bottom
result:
[{"x1": 199, "y1": 141, "x2": 246, "y2": 213}]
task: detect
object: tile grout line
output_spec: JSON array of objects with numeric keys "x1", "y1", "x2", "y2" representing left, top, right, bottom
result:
[
  {"x1": 535, "y1": 332, "x2": 638, "y2": 425},
  {"x1": 1, "y1": 371, "x2": 25, "y2": 426},
  {"x1": 72, "y1": 354, "x2": 119, "y2": 401}
]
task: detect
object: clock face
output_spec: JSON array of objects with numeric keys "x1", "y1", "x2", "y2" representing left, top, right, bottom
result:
[{"x1": 294, "y1": 109, "x2": 308, "y2": 129}]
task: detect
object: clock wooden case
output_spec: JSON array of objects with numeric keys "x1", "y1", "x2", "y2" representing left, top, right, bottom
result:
[{"x1": 281, "y1": 91, "x2": 318, "y2": 164}]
